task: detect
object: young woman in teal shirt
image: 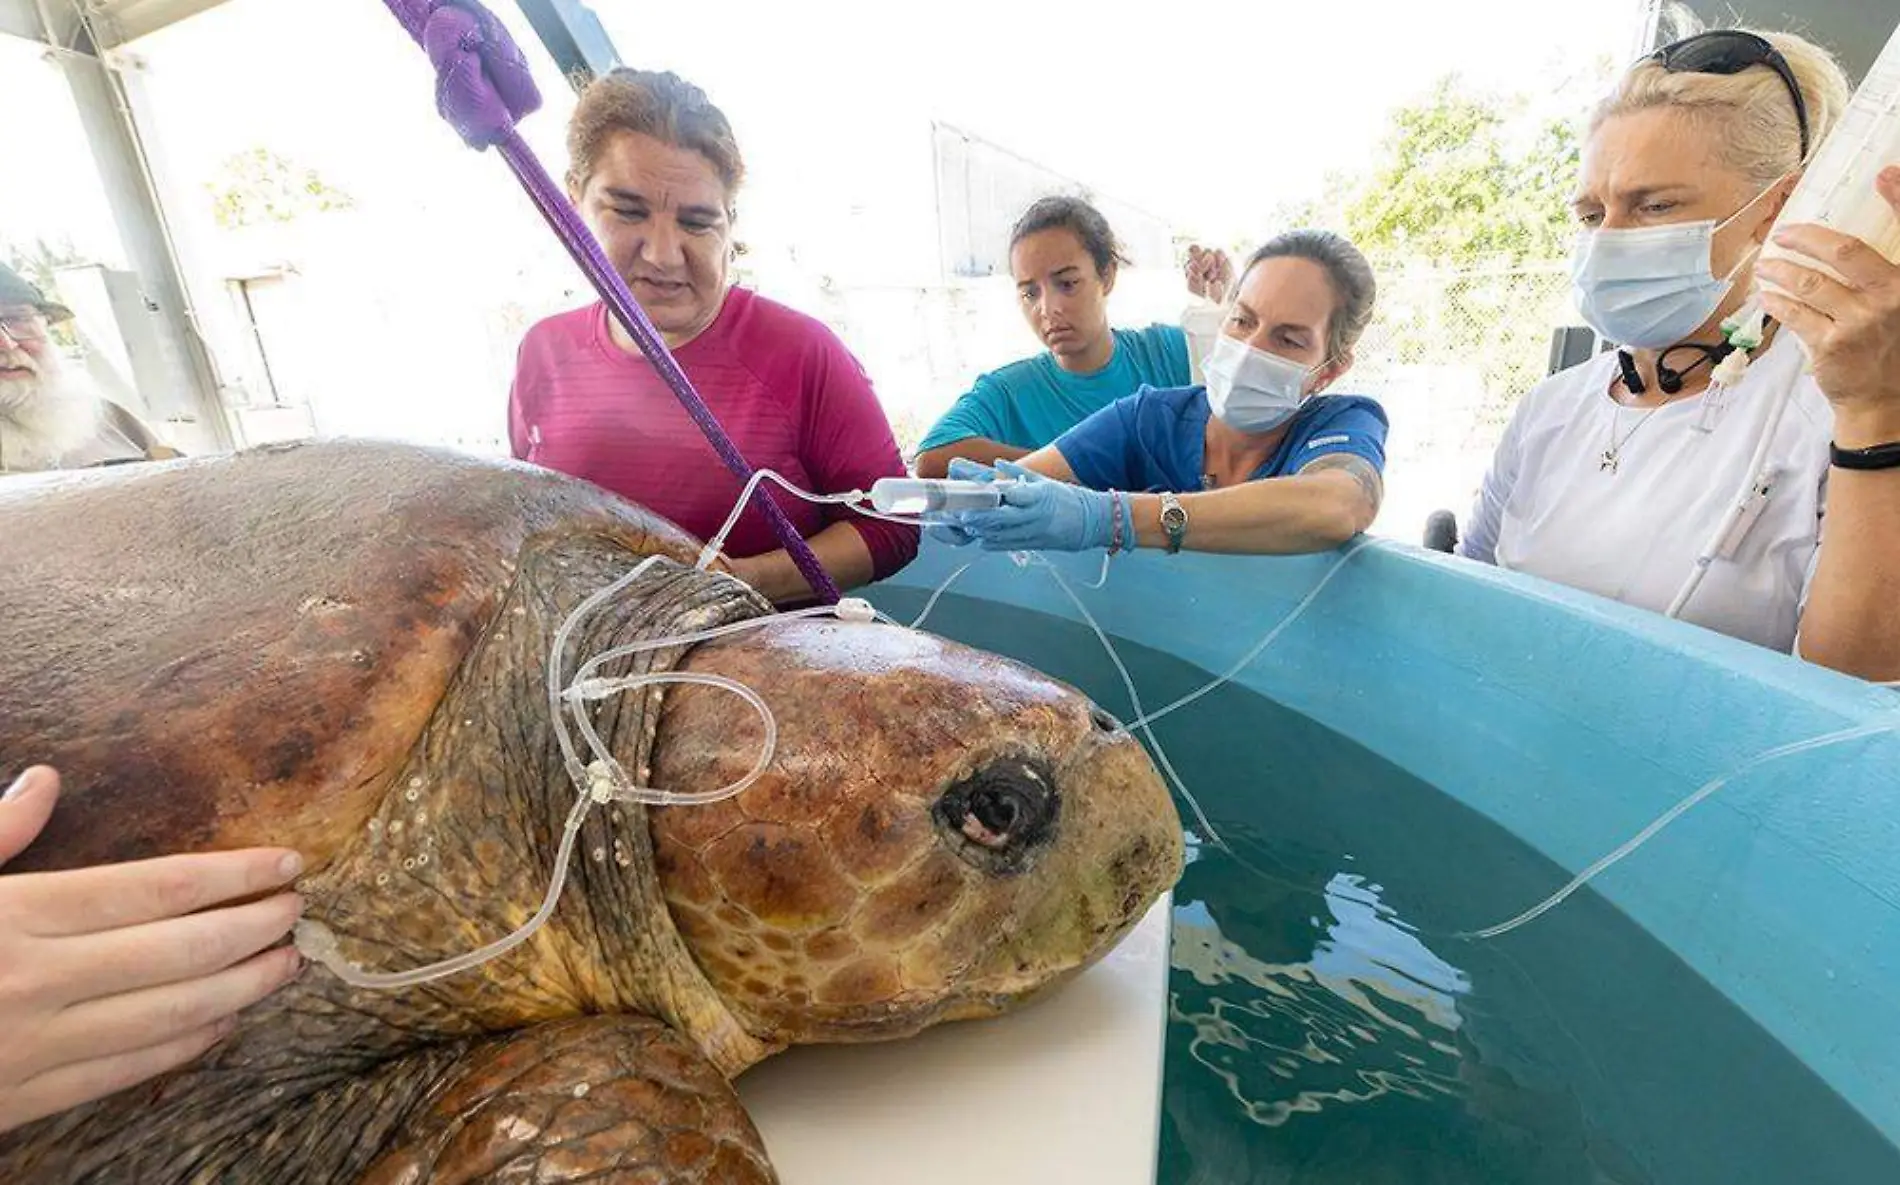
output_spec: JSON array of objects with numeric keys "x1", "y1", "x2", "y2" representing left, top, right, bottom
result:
[{"x1": 914, "y1": 196, "x2": 1198, "y2": 477}]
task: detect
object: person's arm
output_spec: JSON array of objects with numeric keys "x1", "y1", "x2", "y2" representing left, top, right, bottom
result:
[
  {"x1": 1455, "y1": 398, "x2": 1530, "y2": 565},
  {"x1": 101, "y1": 403, "x2": 182, "y2": 462},
  {"x1": 0, "y1": 767, "x2": 305, "y2": 1135},
  {"x1": 916, "y1": 439, "x2": 1030, "y2": 477},
  {"x1": 728, "y1": 325, "x2": 918, "y2": 603},
  {"x1": 507, "y1": 344, "x2": 535, "y2": 462},
  {"x1": 950, "y1": 456, "x2": 1373, "y2": 556},
  {"x1": 968, "y1": 410, "x2": 1381, "y2": 556},
  {"x1": 913, "y1": 377, "x2": 1025, "y2": 478},
  {"x1": 1044, "y1": 399, "x2": 1380, "y2": 552},
  {"x1": 727, "y1": 521, "x2": 877, "y2": 605},
  {"x1": 1759, "y1": 167, "x2": 1900, "y2": 683},
  {"x1": 1014, "y1": 444, "x2": 1079, "y2": 481},
  {"x1": 1120, "y1": 461, "x2": 1378, "y2": 554},
  {"x1": 1798, "y1": 457, "x2": 1900, "y2": 682}
]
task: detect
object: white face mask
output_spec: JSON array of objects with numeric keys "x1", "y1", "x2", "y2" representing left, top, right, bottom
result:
[
  {"x1": 1568, "y1": 188, "x2": 1774, "y2": 350},
  {"x1": 1203, "y1": 334, "x2": 1318, "y2": 434}
]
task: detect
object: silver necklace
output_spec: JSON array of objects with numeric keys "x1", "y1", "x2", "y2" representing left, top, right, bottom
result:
[{"x1": 1600, "y1": 389, "x2": 1681, "y2": 474}]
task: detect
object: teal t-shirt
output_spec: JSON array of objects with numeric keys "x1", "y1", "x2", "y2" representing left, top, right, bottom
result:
[{"x1": 918, "y1": 323, "x2": 1191, "y2": 453}]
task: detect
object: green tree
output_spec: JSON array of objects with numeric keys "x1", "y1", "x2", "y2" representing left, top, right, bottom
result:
[
  {"x1": 206, "y1": 148, "x2": 354, "y2": 230},
  {"x1": 1340, "y1": 75, "x2": 1579, "y2": 265},
  {"x1": 1272, "y1": 75, "x2": 1597, "y2": 438}
]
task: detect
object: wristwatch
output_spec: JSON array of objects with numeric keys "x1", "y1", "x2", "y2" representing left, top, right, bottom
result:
[{"x1": 1159, "y1": 493, "x2": 1188, "y2": 554}]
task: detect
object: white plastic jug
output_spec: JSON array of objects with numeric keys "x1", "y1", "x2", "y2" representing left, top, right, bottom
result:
[{"x1": 1760, "y1": 20, "x2": 1900, "y2": 284}]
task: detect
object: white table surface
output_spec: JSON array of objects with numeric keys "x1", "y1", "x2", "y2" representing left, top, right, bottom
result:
[{"x1": 736, "y1": 894, "x2": 1173, "y2": 1185}]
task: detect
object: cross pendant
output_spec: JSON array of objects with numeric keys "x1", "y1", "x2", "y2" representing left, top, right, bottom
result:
[{"x1": 1599, "y1": 450, "x2": 1619, "y2": 474}]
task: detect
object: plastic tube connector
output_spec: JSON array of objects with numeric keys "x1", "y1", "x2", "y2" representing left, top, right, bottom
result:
[{"x1": 835, "y1": 597, "x2": 876, "y2": 623}]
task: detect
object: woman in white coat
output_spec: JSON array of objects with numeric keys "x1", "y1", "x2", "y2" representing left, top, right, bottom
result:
[{"x1": 1459, "y1": 27, "x2": 1900, "y2": 683}]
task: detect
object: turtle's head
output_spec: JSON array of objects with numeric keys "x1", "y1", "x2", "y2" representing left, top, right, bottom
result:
[{"x1": 648, "y1": 618, "x2": 1183, "y2": 1045}]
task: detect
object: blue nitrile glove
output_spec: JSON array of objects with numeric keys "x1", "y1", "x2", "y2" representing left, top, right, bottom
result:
[
  {"x1": 957, "y1": 460, "x2": 1119, "y2": 553},
  {"x1": 921, "y1": 458, "x2": 1000, "y2": 547}
]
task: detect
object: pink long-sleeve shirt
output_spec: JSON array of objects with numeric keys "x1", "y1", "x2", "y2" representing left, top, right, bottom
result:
[{"x1": 509, "y1": 287, "x2": 918, "y2": 580}]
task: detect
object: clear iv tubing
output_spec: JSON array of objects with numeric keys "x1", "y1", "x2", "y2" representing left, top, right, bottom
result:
[
  {"x1": 893, "y1": 493, "x2": 1900, "y2": 940},
  {"x1": 298, "y1": 557, "x2": 806, "y2": 989},
  {"x1": 299, "y1": 477, "x2": 1135, "y2": 988},
  {"x1": 695, "y1": 468, "x2": 924, "y2": 573},
  {"x1": 1123, "y1": 540, "x2": 1368, "y2": 732},
  {"x1": 300, "y1": 460, "x2": 1890, "y2": 986},
  {"x1": 296, "y1": 787, "x2": 594, "y2": 990},
  {"x1": 987, "y1": 532, "x2": 1897, "y2": 944},
  {"x1": 1664, "y1": 301, "x2": 1791, "y2": 622},
  {"x1": 1029, "y1": 555, "x2": 1229, "y2": 851},
  {"x1": 701, "y1": 468, "x2": 1360, "y2": 849},
  {"x1": 1459, "y1": 718, "x2": 1894, "y2": 940}
]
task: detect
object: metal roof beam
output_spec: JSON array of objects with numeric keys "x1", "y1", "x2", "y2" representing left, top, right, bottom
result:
[
  {"x1": 512, "y1": 0, "x2": 618, "y2": 91},
  {"x1": 0, "y1": 0, "x2": 44, "y2": 42},
  {"x1": 37, "y1": 5, "x2": 234, "y2": 445},
  {"x1": 93, "y1": 0, "x2": 230, "y2": 45}
]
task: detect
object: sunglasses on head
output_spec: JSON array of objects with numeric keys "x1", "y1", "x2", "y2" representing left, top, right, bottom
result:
[{"x1": 1649, "y1": 30, "x2": 1811, "y2": 160}]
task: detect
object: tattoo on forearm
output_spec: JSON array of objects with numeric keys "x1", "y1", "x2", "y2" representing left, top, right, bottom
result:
[{"x1": 1300, "y1": 454, "x2": 1384, "y2": 512}]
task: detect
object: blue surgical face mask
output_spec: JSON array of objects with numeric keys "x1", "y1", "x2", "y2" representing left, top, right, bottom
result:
[
  {"x1": 1203, "y1": 334, "x2": 1320, "y2": 434},
  {"x1": 1568, "y1": 194, "x2": 1769, "y2": 350}
]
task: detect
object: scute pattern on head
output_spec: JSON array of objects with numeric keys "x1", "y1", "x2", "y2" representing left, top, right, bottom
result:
[{"x1": 647, "y1": 618, "x2": 1184, "y2": 1045}]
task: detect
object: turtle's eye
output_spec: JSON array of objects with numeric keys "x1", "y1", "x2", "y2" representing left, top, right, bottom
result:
[{"x1": 934, "y1": 759, "x2": 1059, "y2": 875}]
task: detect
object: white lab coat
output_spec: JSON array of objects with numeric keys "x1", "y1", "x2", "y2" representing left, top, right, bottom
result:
[{"x1": 1458, "y1": 331, "x2": 1832, "y2": 653}]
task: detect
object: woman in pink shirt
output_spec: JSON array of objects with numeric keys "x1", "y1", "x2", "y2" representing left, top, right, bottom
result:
[{"x1": 510, "y1": 69, "x2": 917, "y2": 604}]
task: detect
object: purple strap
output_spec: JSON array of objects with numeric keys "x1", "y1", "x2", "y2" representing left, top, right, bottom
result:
[{"x1": 382, "y1": 0, "x2": 841, "y2": 604}]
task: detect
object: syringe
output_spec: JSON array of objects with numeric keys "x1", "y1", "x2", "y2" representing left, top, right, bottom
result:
[{"x1": 870, "y1": 477, "x2": 1010, "y2": 515}]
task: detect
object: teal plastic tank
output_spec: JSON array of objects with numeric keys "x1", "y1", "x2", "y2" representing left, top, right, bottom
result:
[{"x1": 864, "y1": 539, "x2": 1900, "y2": 1183}]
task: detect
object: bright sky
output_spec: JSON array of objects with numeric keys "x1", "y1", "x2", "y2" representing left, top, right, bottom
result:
[
  {"x1": 5, "y1": 0, "x2": 1651, "y2": 277},
  {"x1": 0, "y1": 0, "x2": 1653, "y2": 483},
  {"x1": 583, "y1": 0, "x2": 1648, "y2": 244},
  {"x1": 0, "y1": 34, "x2": 123, "y2": 263}
]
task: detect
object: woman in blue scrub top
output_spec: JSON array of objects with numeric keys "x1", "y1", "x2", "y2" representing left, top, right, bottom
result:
[
  {"x1": 939, "y1": 230, "x2": 1389, "y2": 556},
  {"x1": 913, "y1": 195, "x2": 1197, "y2": 477}
]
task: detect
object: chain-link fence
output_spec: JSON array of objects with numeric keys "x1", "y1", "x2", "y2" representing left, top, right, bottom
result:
[
  {"x1": 1341, "y1": 256, "x2": 1578, "y2": 543},
  {"x1": 1350, "y1": 256, "x2": 1576, "y2": 453}
]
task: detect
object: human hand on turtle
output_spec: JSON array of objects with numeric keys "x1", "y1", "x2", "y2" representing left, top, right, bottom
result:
[
  {"x1": 1757, "y1": 166, "x2": 1900, "y2": 446},
  {"x1": 0, "y1": 766, "x2": 306, "y2": 1135}
]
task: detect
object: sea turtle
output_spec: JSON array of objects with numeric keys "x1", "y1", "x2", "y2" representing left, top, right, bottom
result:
[{"x1": 0, "y1": 439, "x2": 1184, "y2": 1183}]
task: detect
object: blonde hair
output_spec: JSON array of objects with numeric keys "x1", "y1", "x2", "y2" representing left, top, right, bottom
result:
[{"x1": 1590, "y1": 28, "x2": 1852, "y2": 189}]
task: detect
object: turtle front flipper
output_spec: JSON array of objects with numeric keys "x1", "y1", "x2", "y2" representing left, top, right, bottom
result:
[{"x1": 355, "y1": 1016, "x2": 777, "y2": 1185}]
